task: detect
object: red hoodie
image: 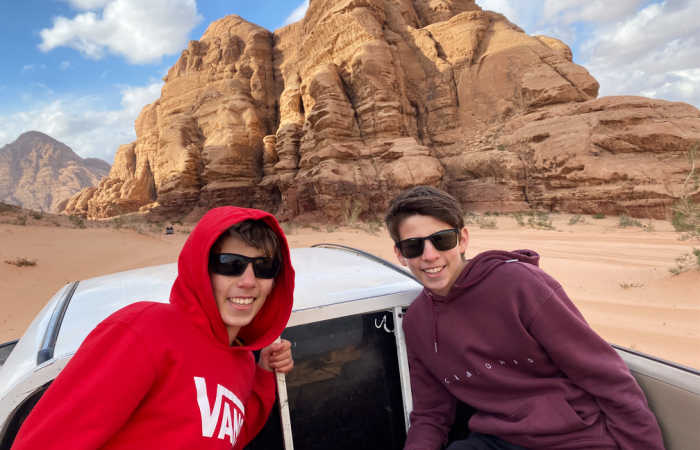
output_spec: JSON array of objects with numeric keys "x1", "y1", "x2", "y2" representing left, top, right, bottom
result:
[
  {"x1": 12, "y1": 207, "x2": 294, "y2": 449},
  {"x1": 403, "y1": 250, "x2": 664, "y2": 450}
]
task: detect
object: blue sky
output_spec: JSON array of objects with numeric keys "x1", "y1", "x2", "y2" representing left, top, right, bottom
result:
[{"x1": 0, "y1": 0, "x2": 698, "y2": 163}]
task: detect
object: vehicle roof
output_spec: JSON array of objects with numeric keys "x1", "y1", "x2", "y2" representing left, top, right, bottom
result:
[{"x1": 53, "y1": 246, "x2": 420, "y2": 358}]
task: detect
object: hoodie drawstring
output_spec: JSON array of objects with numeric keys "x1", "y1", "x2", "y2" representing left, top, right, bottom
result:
[{"x1": 427, "y1": 292, "x2": 439, "y2": 353}]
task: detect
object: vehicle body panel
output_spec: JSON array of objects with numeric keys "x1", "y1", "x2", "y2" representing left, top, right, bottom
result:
[{"x1": 616, "y1": 348, "x2": 700, "y2": 450}]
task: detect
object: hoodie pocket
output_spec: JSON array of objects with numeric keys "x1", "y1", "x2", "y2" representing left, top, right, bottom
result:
[{"x1": 482, "y1": 394, "x2": 596, "y2": 435}]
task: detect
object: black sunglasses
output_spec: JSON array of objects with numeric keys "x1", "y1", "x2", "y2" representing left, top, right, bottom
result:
[
  {"x1": 209, "y1": 253, "x2": 280, "y2": 279},
  {"x1": 396, "y1": 228, "x2": 460, "y2": 259}
]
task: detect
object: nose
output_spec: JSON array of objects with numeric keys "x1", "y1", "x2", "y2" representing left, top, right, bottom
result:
[
  {"x1": 237, "y1": 263, "x2": 257, "y2": 288},
  {"x1": 421, "y1": 239, "x2": 440, "y2": 260}
]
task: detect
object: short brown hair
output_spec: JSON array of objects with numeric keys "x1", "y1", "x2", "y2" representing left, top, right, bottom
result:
[
  {"x1": 385, "y1": 186, "x2": 465, "y2": 243},
  {"x1": 213, "y1": 219, "x2": 281, "y2": 261}
]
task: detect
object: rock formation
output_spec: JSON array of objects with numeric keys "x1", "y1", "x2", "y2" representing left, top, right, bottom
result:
[
  {"x1": 64, "y1": 0, "x2": 700, "y2": 221},
  {"x1": 0, "y1": 131, "x2": 110, "y2": 213}
]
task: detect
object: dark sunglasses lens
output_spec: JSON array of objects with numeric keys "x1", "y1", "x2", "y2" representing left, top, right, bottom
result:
[
  {"x1": 430, "y1": 230, "x2": 458, "y2": 251},
  {"x1": 399, "y1": 239, "x2": 424, "y2": 258},
  {"x1": 213, "y1": 254, "x2": 248, "y2": 276},
  {"x1": 252, "y1": 258, "x2": 280, "y2": 279}
]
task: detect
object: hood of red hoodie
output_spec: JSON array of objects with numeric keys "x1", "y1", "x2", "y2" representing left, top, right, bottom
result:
[
  {"x1": 169, "y1": 206, "x2": 294, "y2": 351},
  {"x1": 428, "y1": 249, "x2": 540, "y2": 303}
]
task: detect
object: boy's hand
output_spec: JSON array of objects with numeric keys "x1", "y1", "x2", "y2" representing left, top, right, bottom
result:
[{"x1": 258, "y1": 339, "x2": 294, "y2": 374}]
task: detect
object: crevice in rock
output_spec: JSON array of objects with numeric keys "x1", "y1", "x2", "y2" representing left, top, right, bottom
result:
[
  {"x1": 338, "y1": 70, "x2": 366, "y2": 143},
  {"x1": 144, "y1": 158, "x2": 157, "y2": 202},
  {"x1": 539, "y1": 53, "x2": 588, "y2": 101}
]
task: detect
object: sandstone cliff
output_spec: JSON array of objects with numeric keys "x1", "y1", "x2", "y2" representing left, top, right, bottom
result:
[
  {"x1": 64, "y1": 0, "x2": 700, "y2": 221},
  {"x1": 1, "y1": 131, "x2": 110, "y2": 213}
]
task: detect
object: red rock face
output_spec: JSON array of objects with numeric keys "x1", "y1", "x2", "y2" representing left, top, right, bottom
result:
[{"x1": 63, "y1": 0, "x2": 700, "y2": 221}]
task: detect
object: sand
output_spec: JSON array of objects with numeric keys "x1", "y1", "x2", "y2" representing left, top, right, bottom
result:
[{"x1": 1, "y1": 213, "x2": 698, "y2": 369}]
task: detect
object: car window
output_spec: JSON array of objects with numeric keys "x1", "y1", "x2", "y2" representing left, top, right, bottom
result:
[{"x1": 246, "y1": 311, "x2": 406, "y2": 450}]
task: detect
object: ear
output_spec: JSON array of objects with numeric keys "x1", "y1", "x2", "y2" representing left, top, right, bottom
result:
[
  {"x1": 458, "y1": 227, "x2": 469, "y2": 257},
  {"x1": 394, "y1": 245, "x2": 408, "y2": 266}
]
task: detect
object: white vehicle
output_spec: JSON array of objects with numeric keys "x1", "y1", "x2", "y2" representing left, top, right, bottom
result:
[{"x1": 1, "y1": 245, "x2": 698, "y2": 449}]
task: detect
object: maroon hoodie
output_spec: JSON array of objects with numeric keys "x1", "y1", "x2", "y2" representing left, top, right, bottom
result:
[{"x1": 403, "y1": 250, "x2": 664, "y2": 450}]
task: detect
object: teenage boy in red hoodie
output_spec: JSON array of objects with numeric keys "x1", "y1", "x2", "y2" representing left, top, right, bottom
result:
[
  {"x1": 12, "y1": 206, "x2": 295, "y2": 449},
  {"x1": 385, "y1": 186, "x2": 664, "y2": 450}
]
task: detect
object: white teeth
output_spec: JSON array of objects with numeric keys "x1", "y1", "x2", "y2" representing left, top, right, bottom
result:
[
  {"x1": 228, "y1": 297, "x2": 254, "y2": 305},
  {"x1": 424, "y1": 267, "x2": 442, "y2": 274}
]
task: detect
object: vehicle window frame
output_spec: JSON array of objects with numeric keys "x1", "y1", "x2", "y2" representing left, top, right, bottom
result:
[{"x1": 260, "y1": 303, "x2": 414, "y2": 450}]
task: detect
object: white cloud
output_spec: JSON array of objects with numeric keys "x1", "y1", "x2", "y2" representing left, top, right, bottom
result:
[
  {"x1": 477, "y1": 0, "x2": 520, "y2": 24},
  {"x1": 119, "y1": 81, "x2": 163, "y2": 117},
  {"x1": 39, "y1": 0, "x2": 203, "y2": 64},
  {"x1": 543, "y1": 0, "x2": 643, "y2": 24},
  {"x1": 283, "y1": 0, "x2": 309, "y2": 26},
  {"x1": 0, "y1": 81, "x2": 163, "y2": 161},
  {"x1": 66, "y1": 0, "x2": 112, "y2": 10},
  {"x1": 582, "y1": 1, "x2": 700, "y2": 107},
  {"x1": 22, "y1": 64, "x2": 47, "y2": 72},
  {"x1": 476, "y1": 0, "x2": 700, "y2": 109}
]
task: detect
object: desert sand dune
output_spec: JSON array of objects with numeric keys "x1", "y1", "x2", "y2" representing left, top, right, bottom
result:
[{"x1": 1, "y1": 214, "x2": 698, "y2": 369}]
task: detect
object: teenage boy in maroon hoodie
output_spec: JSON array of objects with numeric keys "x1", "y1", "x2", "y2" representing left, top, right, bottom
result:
[
  {"x1": 385, "y1": 186, "x2": 664, "y2": 450},
  {"x1": 13, "y1": 206, "x2": 295, "y2": 449}
]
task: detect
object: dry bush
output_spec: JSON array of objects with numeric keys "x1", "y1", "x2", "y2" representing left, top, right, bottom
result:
[
  {"x1": 668, "y1": 144, "x2": 699, "y2": 240},
  {"x1": 5, "y1": 257, "x2": 37, "y2": 267}
]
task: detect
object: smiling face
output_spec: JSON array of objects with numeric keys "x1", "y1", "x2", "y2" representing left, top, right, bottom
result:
[
  {"x1": 394, "y1": 214, "x2": 468, "y2": 297},
  {"x1": 210, "y1": 234, "x2": 275, "y2": 345}
]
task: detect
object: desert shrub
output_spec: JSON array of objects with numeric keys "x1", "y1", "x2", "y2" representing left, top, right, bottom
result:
[
  {"x1": 568, "y1": 214, "x2": 585, "y2": 225},
  {"x1": 0, "y1": 203, "x2": 20, "y2": 213},
  {"x1": 476, "y1": 215, "x2": 497, "y2": 229},
  {"x1": 30, "y1": 210, "x2": 43, "y2": 220},
  {"x1": 512, "y1": 212, "x2": 525, "y2": 226},
  {"x1": 527, "y1": 211, "x2": 554, "y2": 230},
  {"x1": 280, "y1": 222, "x2": 296, "y2": 235},
  {"x1": 344, "y1": 200, "x2": 363, "y2": 225},
  {"x1": 592, "y1": 213, "x2": 606, "y2": 219},
  {"x1": 69, "y1": 215, "x2": 86, "y2": 229},
  {"x1": 619, "y1": 214, "x2": 643, "y2": 228},
  {"x1": 366, "y1": 220, "x2": 383, "y2": 235},
  {"x1": 669, "y1": 248, "x2": 700, "y2": 275},
  {"x1": 670, "y1": 145, "x2": 700, "y2": 240},
  {"x1": 671, "y1": 203, "x2": 700, "y2": 238},
  {"x1": 15, "y1": 215, "x2": 27, "y2": 226},
  {"x1": 5, "y1": 257, "x2": 37, "y2": 267},
  {"x1": 463, "y1": 212, "x2": 478, "y2": 225}
]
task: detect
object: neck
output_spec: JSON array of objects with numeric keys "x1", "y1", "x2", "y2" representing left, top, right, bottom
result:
[{"x1": 226, "y1": 327, "x2": 240, "y2": 346}]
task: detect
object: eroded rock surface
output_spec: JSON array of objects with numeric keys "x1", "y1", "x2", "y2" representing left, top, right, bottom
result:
[
  {"x1": 1, "y1": 131, "x2": 109, "y2": 213},
  {"x1": 64, "y1": 0, "x2": 700, "y2": 221}
]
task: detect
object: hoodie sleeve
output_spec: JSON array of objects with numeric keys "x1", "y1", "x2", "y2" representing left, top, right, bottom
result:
[
  {"x1": 527, "y1": 280, "x2": 665, "y2": 450},
  {"x1": 234, "y1": 366, "x2": 276, "y2": 449},
  {"x1": 12, "y1": 318, "x2": 157, "y2": 450},
  {"x1": 404, "y1": 339, "x2": 456, "y2": 450}
]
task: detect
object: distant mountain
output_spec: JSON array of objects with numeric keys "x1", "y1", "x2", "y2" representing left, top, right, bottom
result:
[{"x1": 0, "y1": 131, "x2": 110, "y2": 213}]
